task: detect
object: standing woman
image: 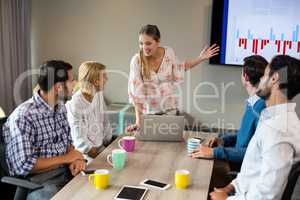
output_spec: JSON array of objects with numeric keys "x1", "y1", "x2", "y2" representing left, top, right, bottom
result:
[
  {"x1": 127, "y1": 24, "x2": 219, "y2": 131},
  {"x1": 66, "y1": 61, "x2": 112, "y2": 163}
]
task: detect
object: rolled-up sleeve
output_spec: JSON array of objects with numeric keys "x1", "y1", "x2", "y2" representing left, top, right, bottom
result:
[
  {"x1": 103, "y1": 118, "x2": 112, "y2": 146},
  {"x1": 101, "y1": 96, "x2": 112, "y2": 145},
  {"x1": 213, "y1": 146, "x2": 246, "y2": 163},
  {"x1": 5, "y1": 117, "x2": 37, "y2": 176},
  {"x1": 66, "y1": 102, "x2": 94, "y2": 154},
  {"x1": 169, "y1": 47, "x2": 184, "y2": 83},
  {"x1": 221, "y1": 134, "x2": 237, "y2": 147}
]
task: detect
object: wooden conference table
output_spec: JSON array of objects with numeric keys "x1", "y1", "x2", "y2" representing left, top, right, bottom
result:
[{"x1": 52, "y1": 131, "x2": 215, "y2": 200}]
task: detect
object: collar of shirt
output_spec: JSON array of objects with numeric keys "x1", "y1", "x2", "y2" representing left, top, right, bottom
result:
[
  {"x1": 260, "y1": 103, "x2": 296, "y2": 121},
  {"x1": 246, "y1": 94, "x2": 260, "y2": 107},
  {"x1": 33, "y1": 91, "x2": 65, "y2": 114}
]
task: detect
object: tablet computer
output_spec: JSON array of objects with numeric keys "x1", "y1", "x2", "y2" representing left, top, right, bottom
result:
[{"x1": 114, "y1": 185, "x2": 148, "y2": 200}]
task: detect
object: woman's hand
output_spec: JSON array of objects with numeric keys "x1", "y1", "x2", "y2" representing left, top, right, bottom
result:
[
  {"x1": 199, "y1": 44, "x2": 220, "y2": 60},
  {"x1": 125, "y1": 123, "x2": 140, "y2": 132}
]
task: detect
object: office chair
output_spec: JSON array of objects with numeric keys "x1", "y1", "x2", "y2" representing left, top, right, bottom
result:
[
  {"x1": 0, "y1": 117, "x2": 43, "y2": 200},
  {"x1": 0, "y1": 106, "x2": 5, "y2": 118},
  {"x1": 225, "y1": 161, "x2": 242, "y2": 181},
  {"x1": 281, "y1": 160, "x2": 300, "y2": 200}
]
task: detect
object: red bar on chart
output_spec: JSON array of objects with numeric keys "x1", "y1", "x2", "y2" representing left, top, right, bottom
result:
[
  {"x1": 254, "y1": 39, "x2": 258, "y2": 54},
  {"x1": 237, "y1": 37, "x2": 300, "y2": 55},
  {"x1": 275, "y1": 40, "x2": 281, "y2": 53},
  {"x1": 252, "y1": 39, "x2": 256, "y2": 54},
  {"x1": 288, "y1": 41, "x2": 292, "y2": 49},
  {"x1": 283, "y1": 41, "x2": 287, "y2": 55}
]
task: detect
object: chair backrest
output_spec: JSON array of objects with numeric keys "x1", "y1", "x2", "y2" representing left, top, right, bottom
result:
[
  {"x1": 0, "y1": 117, "x2": 9, "y2": 178},
  {"x1": 0, "y1": 107, "x2": 5, "y2": 118},
  {"x1": 0, "y1": 117, "x2": 17, "y2": 200},
  {"x1": 281, "y1": 160, "x2": 300, "y2": 200}
]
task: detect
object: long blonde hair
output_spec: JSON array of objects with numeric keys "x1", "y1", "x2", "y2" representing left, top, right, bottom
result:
[
  {"x1": 78, "y1": 61, "x2": 106, "y2": 95},
  {"x1": 139, "y1": 49, "x2": 151, "y2": 80},
  {"x1": 139, "y1": 24, "x2": 161, "y2": 80}
]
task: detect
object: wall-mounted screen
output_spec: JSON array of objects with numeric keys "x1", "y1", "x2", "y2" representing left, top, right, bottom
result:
[{"x1": 210, "y1": 0, "x2": 300, "y2": 66}]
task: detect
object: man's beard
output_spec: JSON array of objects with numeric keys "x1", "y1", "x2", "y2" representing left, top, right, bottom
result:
[
  {"x1": 58, "y1": 85, "x2": 71, "y2": 103},
  {"x1": 256, "y1": 87, "x2": 272, "y2": 100}
]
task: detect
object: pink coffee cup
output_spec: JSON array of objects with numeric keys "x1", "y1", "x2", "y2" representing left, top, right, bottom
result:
[{"x1": 118, "y1": 136, "x2": 136, "y2": 152}]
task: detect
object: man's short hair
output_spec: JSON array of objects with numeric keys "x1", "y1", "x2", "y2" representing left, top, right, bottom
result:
[
  {"x1": 243, "y1": 55, "x2": 268, "y2": 86},
  {"x1": 38, "y1": 60, "x2": 73, "y2": 92},
  {"x1": 269, "y1": 55, "x2": 300, "y2": 100}
]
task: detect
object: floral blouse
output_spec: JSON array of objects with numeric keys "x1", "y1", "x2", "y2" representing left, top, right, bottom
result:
[{"x1": 128, "y1": 46, "x2": 185, "y2": 114}]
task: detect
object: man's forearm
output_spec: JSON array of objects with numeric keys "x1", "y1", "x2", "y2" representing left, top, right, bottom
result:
[{"x1": 30, "y1": 155, "x2": 68, "y2": 174}]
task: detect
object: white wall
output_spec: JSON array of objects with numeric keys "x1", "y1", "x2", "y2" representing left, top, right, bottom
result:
[{"x1": 31, "y1": 0, "x2": 300, "y2": 130}]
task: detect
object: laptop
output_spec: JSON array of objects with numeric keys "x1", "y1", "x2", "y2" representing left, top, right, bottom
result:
[{"x1": 136, "y1": 114, "x2": 185, "y2": 142}]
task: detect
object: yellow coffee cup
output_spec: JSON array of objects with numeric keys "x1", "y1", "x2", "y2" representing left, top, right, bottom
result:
[
  {"x1": 175, "y1": 169, "x2": 190, "y2": 189},
  {"x1": 88, "y1": 169, "x2": 110, "y2": 189}
]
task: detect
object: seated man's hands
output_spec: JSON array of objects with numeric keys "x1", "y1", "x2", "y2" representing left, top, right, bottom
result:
[
  {"x1": 69, "y1": 159, "x2": 86, "y2": 176},
  {"x1": 192, "y1": 146, "x2": 214, "y2": 159},
  {"x1": 216, "y1": 184, "x2": 235, "y2": 194},
  {"x1": 209, "y1": 184, "x2": 235, "y2": 200},
  {"x1": 206, "y1": 137, "x2": 224, "y2": 148},
  {"x1": 210, "y1": 188, "x2": 228, "y2": 200},
  {"x1": 65, "y1": 147, "x2": 84, "y2": 164}
]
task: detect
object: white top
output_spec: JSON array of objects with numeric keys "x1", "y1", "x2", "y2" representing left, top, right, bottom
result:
[
  {"x1": 65, "y1": 90, "x2": 112, "y2": 155},
  {"x1": 228, "y1": 103, "x2": 300, "y2": 200}
]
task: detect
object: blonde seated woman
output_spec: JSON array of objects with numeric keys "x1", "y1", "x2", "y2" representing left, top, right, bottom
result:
[{"x1": 66, "y1": 61, "x2": 112, "y2": 163}]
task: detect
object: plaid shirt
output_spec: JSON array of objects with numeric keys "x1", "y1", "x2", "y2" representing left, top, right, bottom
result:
[{"x1": 3, "y1": 92, "x2": 72, "y2": 176}]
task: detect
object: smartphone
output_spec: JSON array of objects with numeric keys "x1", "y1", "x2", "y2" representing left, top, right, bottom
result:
[
  {"x1": 80, "y1": 169, "x2": 95, "y2": 176},
  {"x1": 140, "y1": 179, "x2": 170, "y2": 190}
]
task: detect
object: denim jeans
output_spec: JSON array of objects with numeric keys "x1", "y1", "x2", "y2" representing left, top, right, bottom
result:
[{"x1": 26, "y1": 166, "x2": 72, "y2": 200}]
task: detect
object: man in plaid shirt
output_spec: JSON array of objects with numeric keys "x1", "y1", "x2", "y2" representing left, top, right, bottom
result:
[{"x1": 3, "y1": 60, "x2": 86, "y2": 200}]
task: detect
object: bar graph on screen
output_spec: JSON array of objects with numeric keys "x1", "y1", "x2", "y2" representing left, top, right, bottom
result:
[
  {"x1": 236, "y1": 25, "x2": 300, "y2": 56},
  {"x1": 224, "y1": 0, "x2": 300, "y2": 65}
]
